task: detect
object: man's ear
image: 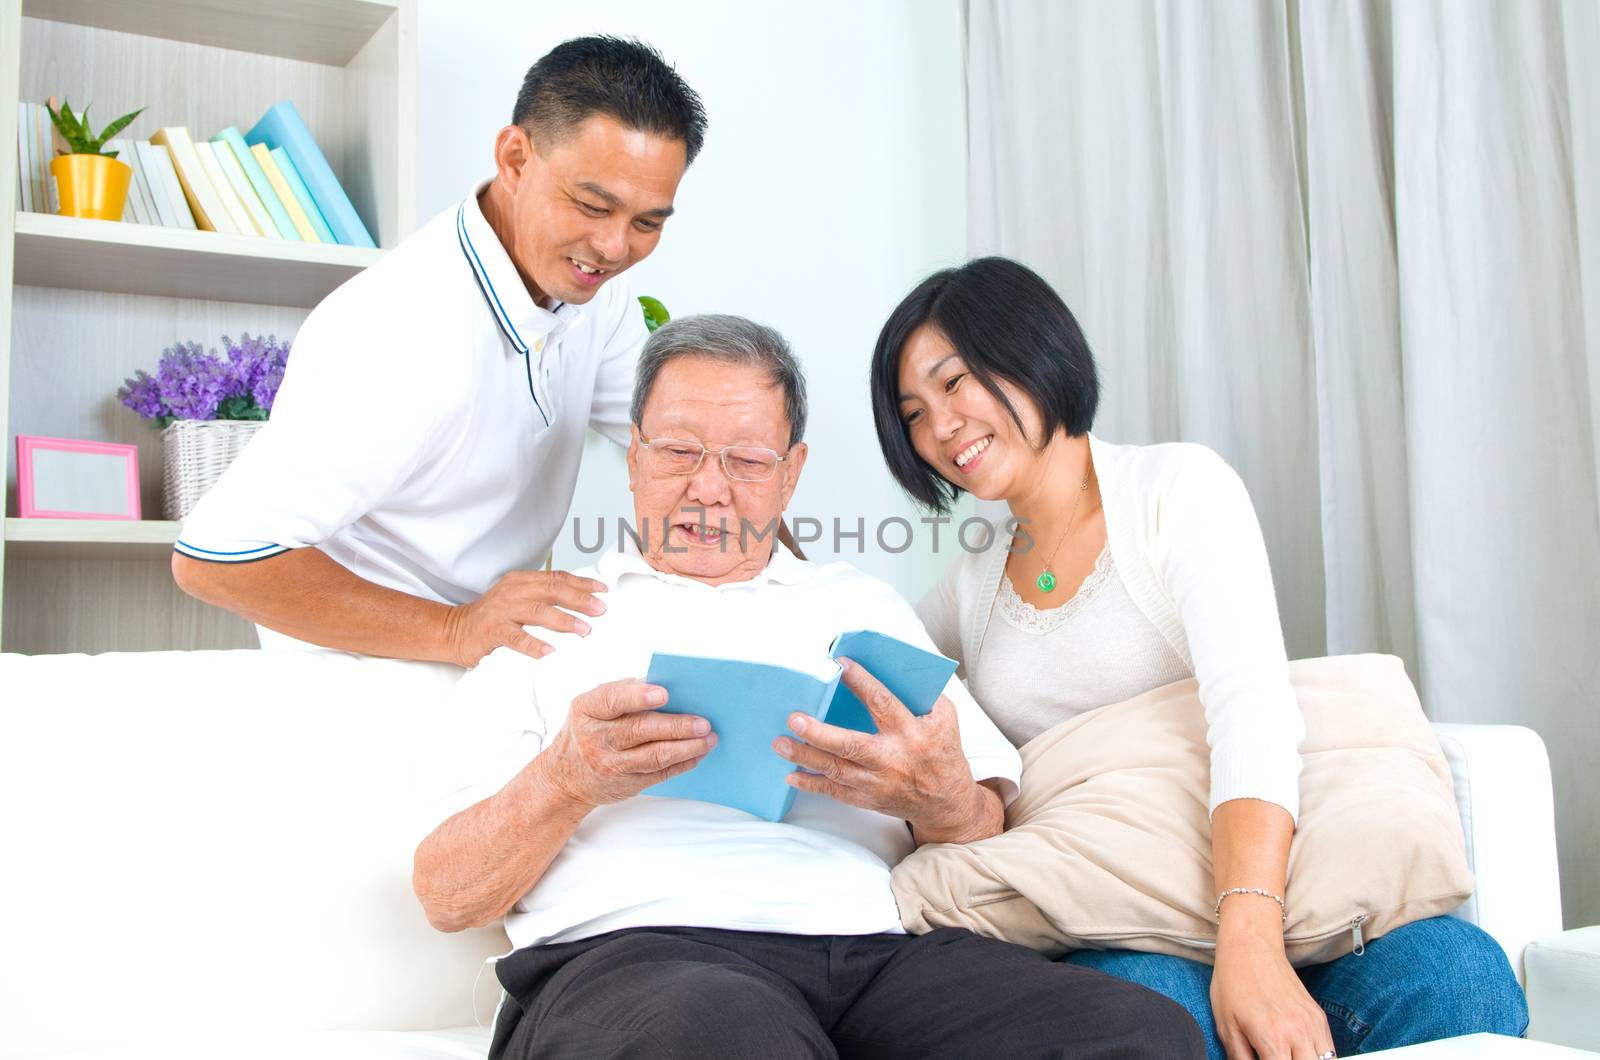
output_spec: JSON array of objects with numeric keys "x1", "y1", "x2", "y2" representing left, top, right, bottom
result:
[
  {"x1": 493, "y1": 125, "x2": 533, "y2": 193},
  {"x1": 626, "y1": 426, "x2": 641, "y2": 493},
  {"x1": 779, "y1": 441, "x2": 808, "y2": 509}
]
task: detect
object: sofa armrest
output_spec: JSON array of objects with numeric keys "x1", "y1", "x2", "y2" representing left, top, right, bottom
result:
[
  {"x1": 1430, "y1": 722, "x2": 1564, "y2": 981},
  {"x1": 1525, "y1": 925, "x2": 1600, "y2": 1049}
]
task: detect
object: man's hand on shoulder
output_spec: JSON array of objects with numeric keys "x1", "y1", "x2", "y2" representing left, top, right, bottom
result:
[
  {"x1": 444, "y1": 569, "x2": 611, "y2": 668},
  {"x1": 536, "y1": 679, "x2": 716, "y2": 809}
]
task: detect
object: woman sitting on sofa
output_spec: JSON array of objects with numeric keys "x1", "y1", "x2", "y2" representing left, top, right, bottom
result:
[{"x1": 860, "y1": 256, "x2": 1527, "y2": 1059}]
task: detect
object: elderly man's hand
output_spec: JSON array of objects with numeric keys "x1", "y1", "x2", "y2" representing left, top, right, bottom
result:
[
  {"x1": 443, "y1": 569, "x2": 610, "y2": 668},
  {"x1": 773, "y1": 658, "x2": 1001, "y2": 844},
  {"x1": 537, "y1": 679, "x2": 717, "y2": 810}
]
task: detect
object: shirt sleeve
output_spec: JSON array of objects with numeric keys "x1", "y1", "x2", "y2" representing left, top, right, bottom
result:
[
  {"x1": 586, "y1": 280, "x2": 650, "y2": 447},
  {"x1": 174, "y1": 290, "x2": 444, "y2": 565},
  {"x1": 415, "y1": 645, "x2": 550, "y2": 844},
  {"x1": 856, "y1": 575, "x2": 1022, "y2": 806},
  {"x1": 1154, "y1": 445, "x2": 1306, "y2": 821}
]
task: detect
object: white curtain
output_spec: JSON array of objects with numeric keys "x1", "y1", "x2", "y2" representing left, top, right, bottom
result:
[{"x1": 966, "y1": 0, "x2": 1600, "y2": 928}]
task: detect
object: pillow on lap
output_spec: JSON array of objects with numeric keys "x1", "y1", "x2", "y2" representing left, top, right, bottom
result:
[{"x1": 890, "y1": 654, "x2": 1473, "y2": 967}]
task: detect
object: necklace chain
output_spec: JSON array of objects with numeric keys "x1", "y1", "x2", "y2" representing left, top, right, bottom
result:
[{"x1": 1036, "y1": 471, "x2": 1090, "y2": 593}]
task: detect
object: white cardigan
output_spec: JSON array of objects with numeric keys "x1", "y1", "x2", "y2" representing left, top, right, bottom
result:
[{"x1": 920, "y1": 434, "x2": 1306, "y2": 820}]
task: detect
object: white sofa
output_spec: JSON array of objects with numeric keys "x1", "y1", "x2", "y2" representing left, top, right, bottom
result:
[{"x1": 0, "y1": 649, "x2": 1568, "y2": 1059}]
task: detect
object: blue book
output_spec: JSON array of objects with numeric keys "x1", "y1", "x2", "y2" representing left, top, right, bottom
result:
[
  {"x1": 245, "y1": 100, "x2": 376, "y2": 248},
  {"x1": 269, "y1": 147, "x2": 336, "y2": 244},
  {"x1": 642, "y1": 630, "x2": 958, "y2": 821}
]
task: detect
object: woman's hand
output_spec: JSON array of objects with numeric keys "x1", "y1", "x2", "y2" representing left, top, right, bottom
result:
[
  {"x1": 1208, "y1": 799, "x2": 1332, "y2": 1058},
  {"x1": 772, "y1": 657, "x2": 1001, "y2": 843},
  {"x1": 1211, "y1": 901, "x2": 1336, "y2": 1060}
]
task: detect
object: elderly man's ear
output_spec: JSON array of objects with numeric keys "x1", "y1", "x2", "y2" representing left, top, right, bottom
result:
[
  {"x1": 779, "y1": 442, "x2": 808, "y2": 507},
  {"x1": 626, "y1": 427, "x2": 641, "y2": 493}
]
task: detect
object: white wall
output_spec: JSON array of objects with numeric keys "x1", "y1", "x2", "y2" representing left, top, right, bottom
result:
[{"x1": 416, "y1": 0, "x2": 971, "y2": 597}]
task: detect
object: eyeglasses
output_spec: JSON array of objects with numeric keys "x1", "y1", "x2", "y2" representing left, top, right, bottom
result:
[{"x1": 638, "y1": 436, "x2": 790, "y2": 482}]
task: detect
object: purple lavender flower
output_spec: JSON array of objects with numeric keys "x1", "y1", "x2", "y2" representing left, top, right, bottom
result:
[
  {"x1": 224, "y1": 334, "x2": 265, "y2": 395},
  {"x1": 251, "y1": 362, "x2": 287, "y2": 411},
  {"x1": 223, "y1": 333, "x2": 291, "y2": 412},
  {"x1": 154, "y1": 341, "x2": 231, "y2": 421},
  {"x1": 117, "y1": 369, "x2": 168, "y2": 421},
  {"x1": 120, "y1": 334, "x2": 292, "y2": 424}
]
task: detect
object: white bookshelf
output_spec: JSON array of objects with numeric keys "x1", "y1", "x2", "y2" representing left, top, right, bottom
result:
[
  {"x1": 4, "y1": 517, "x2": 178, "y2": 559},
  {"x1": 0, "y1": 0, "x2": 417, "y2": 653},
  {"x1": 14, "y1": 213, "x2": 383, "y2": 306},
  {"x1": 22, "y1": 0, "x2": 400, "y2": 66}
]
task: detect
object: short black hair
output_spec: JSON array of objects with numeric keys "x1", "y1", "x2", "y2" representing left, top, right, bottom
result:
[
  {"x1": 513, "y1": 36, "x2": 707, "y2": 164},
  {"x1": 869, "y1": 256, "x2": 1100, "y2": 513}
]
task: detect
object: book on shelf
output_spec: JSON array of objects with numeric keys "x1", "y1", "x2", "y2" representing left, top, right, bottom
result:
[
  {"x1": 28, "y1": 103, "x2": 43, "y2": 211},
  {"x1": 150, "y1": 126, "x2": 238, "y2": 234},
  {"x1": 250, "y1": 143, "x2": 320, "y2": 242},
  {"x1": 36, "y1": 102, "x2": 60, "y2": 214},
  {"x1": 20, "y1": 102, "x2": 58, "y2": 214},
  {"x1": 14, "y1": 101, "x2": 378, "y2": 248},
  {"x1": 104, "y1": 139, "x2": 150, "y2": 224},
  {"x1": 26, "y1": 103, "x2": 42, "y2": 211},
  {"x1": 215, "y1": 127, "x2": 298, "y2": 241},
  {"x1": 124, "y1": 138, "x2": 161, "y2": 225},
  {"x1": 246, "y1": 100, "x2": 376, "y2": 248},
  {"x1": 268, "y1": 147, "x2": 336, "y2": 244},
  {"x1": 16, "y1": 102, "x2": 33, "y2": 212},
  {"x1": 136, "y1": 140, "x2": 196, "y2": 229},
  {"x1": 207, "y1": 132, "x2": 281, "y2": 240},
  {"x1": 111, "y1": 140, "x2": 146, "y2": 223},
  {"x1": 641, "y1": 630, "x2": 959, "y2": 821},
  {"x1": 194, "y1": 140, "x2": 259, "y2": 235}
]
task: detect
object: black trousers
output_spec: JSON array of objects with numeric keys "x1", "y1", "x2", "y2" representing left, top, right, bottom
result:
[{"x1": 489, "y1": 926, "x2": 1205, "y2": 1059}]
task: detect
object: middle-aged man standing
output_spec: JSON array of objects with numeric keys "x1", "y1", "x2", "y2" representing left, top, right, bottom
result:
[
  {"x1": 414, "y1": 315, "x2": 1205, "y2": 1059},
  {"x1": 172, "y1": 37, "x2": 702, "y2": 667}
]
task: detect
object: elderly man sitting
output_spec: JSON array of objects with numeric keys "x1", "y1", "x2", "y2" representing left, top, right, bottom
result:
[{"x1": 413, "y1": 315, "x2": 1203, "y2": 1059}]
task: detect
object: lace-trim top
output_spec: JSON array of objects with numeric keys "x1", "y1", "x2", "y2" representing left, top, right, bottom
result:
[
  {"x1": 998, "y1": 544, "x2": 1117, "y2": 634},
  {"x1": 974, "y1": 542, "x2": 1193, "y2": 744}
]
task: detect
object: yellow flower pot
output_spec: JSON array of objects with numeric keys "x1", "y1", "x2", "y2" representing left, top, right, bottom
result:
[{"x1": 49, "y1": 153, "x2": 132, "y2": 220}]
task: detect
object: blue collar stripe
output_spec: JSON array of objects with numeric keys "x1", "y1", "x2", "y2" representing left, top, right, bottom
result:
[
  {"x1": 524, "y1": 347, "x2": 549, "y2": 427},
  {"x1": 456, "y1": 204, "x2": 529, "y2": 356}
]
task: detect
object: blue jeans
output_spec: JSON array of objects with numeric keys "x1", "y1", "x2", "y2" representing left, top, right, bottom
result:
[{"x1": 1064, "y1": 916, "x2": 1528, "y2": 1058}]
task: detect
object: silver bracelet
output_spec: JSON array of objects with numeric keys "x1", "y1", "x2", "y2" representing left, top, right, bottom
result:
[{"x1": 1214, "y1": 887, "x2": 1287, "y2": 924}]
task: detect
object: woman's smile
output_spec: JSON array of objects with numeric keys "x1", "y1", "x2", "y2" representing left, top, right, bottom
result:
[{"x1": 952, "y1": 435, "x2": 993, "y2": 474}]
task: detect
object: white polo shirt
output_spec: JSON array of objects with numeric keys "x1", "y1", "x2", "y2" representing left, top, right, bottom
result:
[
  {"x1": 426, "y1": 544, "x2": 1022, "y2": 951},
  {"x1": 176, "y1": 180, "x2": 646, "y2": 615}
]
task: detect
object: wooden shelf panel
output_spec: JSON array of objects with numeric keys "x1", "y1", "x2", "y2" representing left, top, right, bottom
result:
[
  {"x1": 22, "y1": 0, "x2": 399, "y2": 67},
  {"x1": 5, "y1": 517, "x2": 178, "y2": 560},
  {"x1": 12, "y1": 212, "x2": 383, "y2": 308}
]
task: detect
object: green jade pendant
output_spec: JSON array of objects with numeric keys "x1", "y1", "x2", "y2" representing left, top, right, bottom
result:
[{"x1": 1037, "y1": 570, "x2": 1058, "y2": 593}]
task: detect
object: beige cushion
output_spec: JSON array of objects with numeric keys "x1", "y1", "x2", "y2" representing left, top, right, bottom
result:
[{"x1": 891, "y1": 654, "x2": 1474, "y2": 966}]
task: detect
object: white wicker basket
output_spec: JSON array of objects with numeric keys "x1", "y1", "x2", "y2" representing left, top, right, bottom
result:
[{"x1": 160, "y1": 419, "x2": 267, "y2": 520}]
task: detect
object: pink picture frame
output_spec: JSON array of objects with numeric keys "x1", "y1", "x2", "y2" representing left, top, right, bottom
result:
[{"x1": 15, "y1": 435, "x2": 141, "y2": 520}]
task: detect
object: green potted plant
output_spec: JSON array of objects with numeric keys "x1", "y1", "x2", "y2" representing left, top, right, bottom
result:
[
  {"x1": 639, "y1": 295, "x2": 670, "y2": 332},
  {"x1": 45, "y1": 99, "x2": 144, "y2": 221}
]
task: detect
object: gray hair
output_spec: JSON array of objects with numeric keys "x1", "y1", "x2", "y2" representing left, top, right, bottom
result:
[{"x1": 630, "y1": 314, "x2": 808, "y2": 446}]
